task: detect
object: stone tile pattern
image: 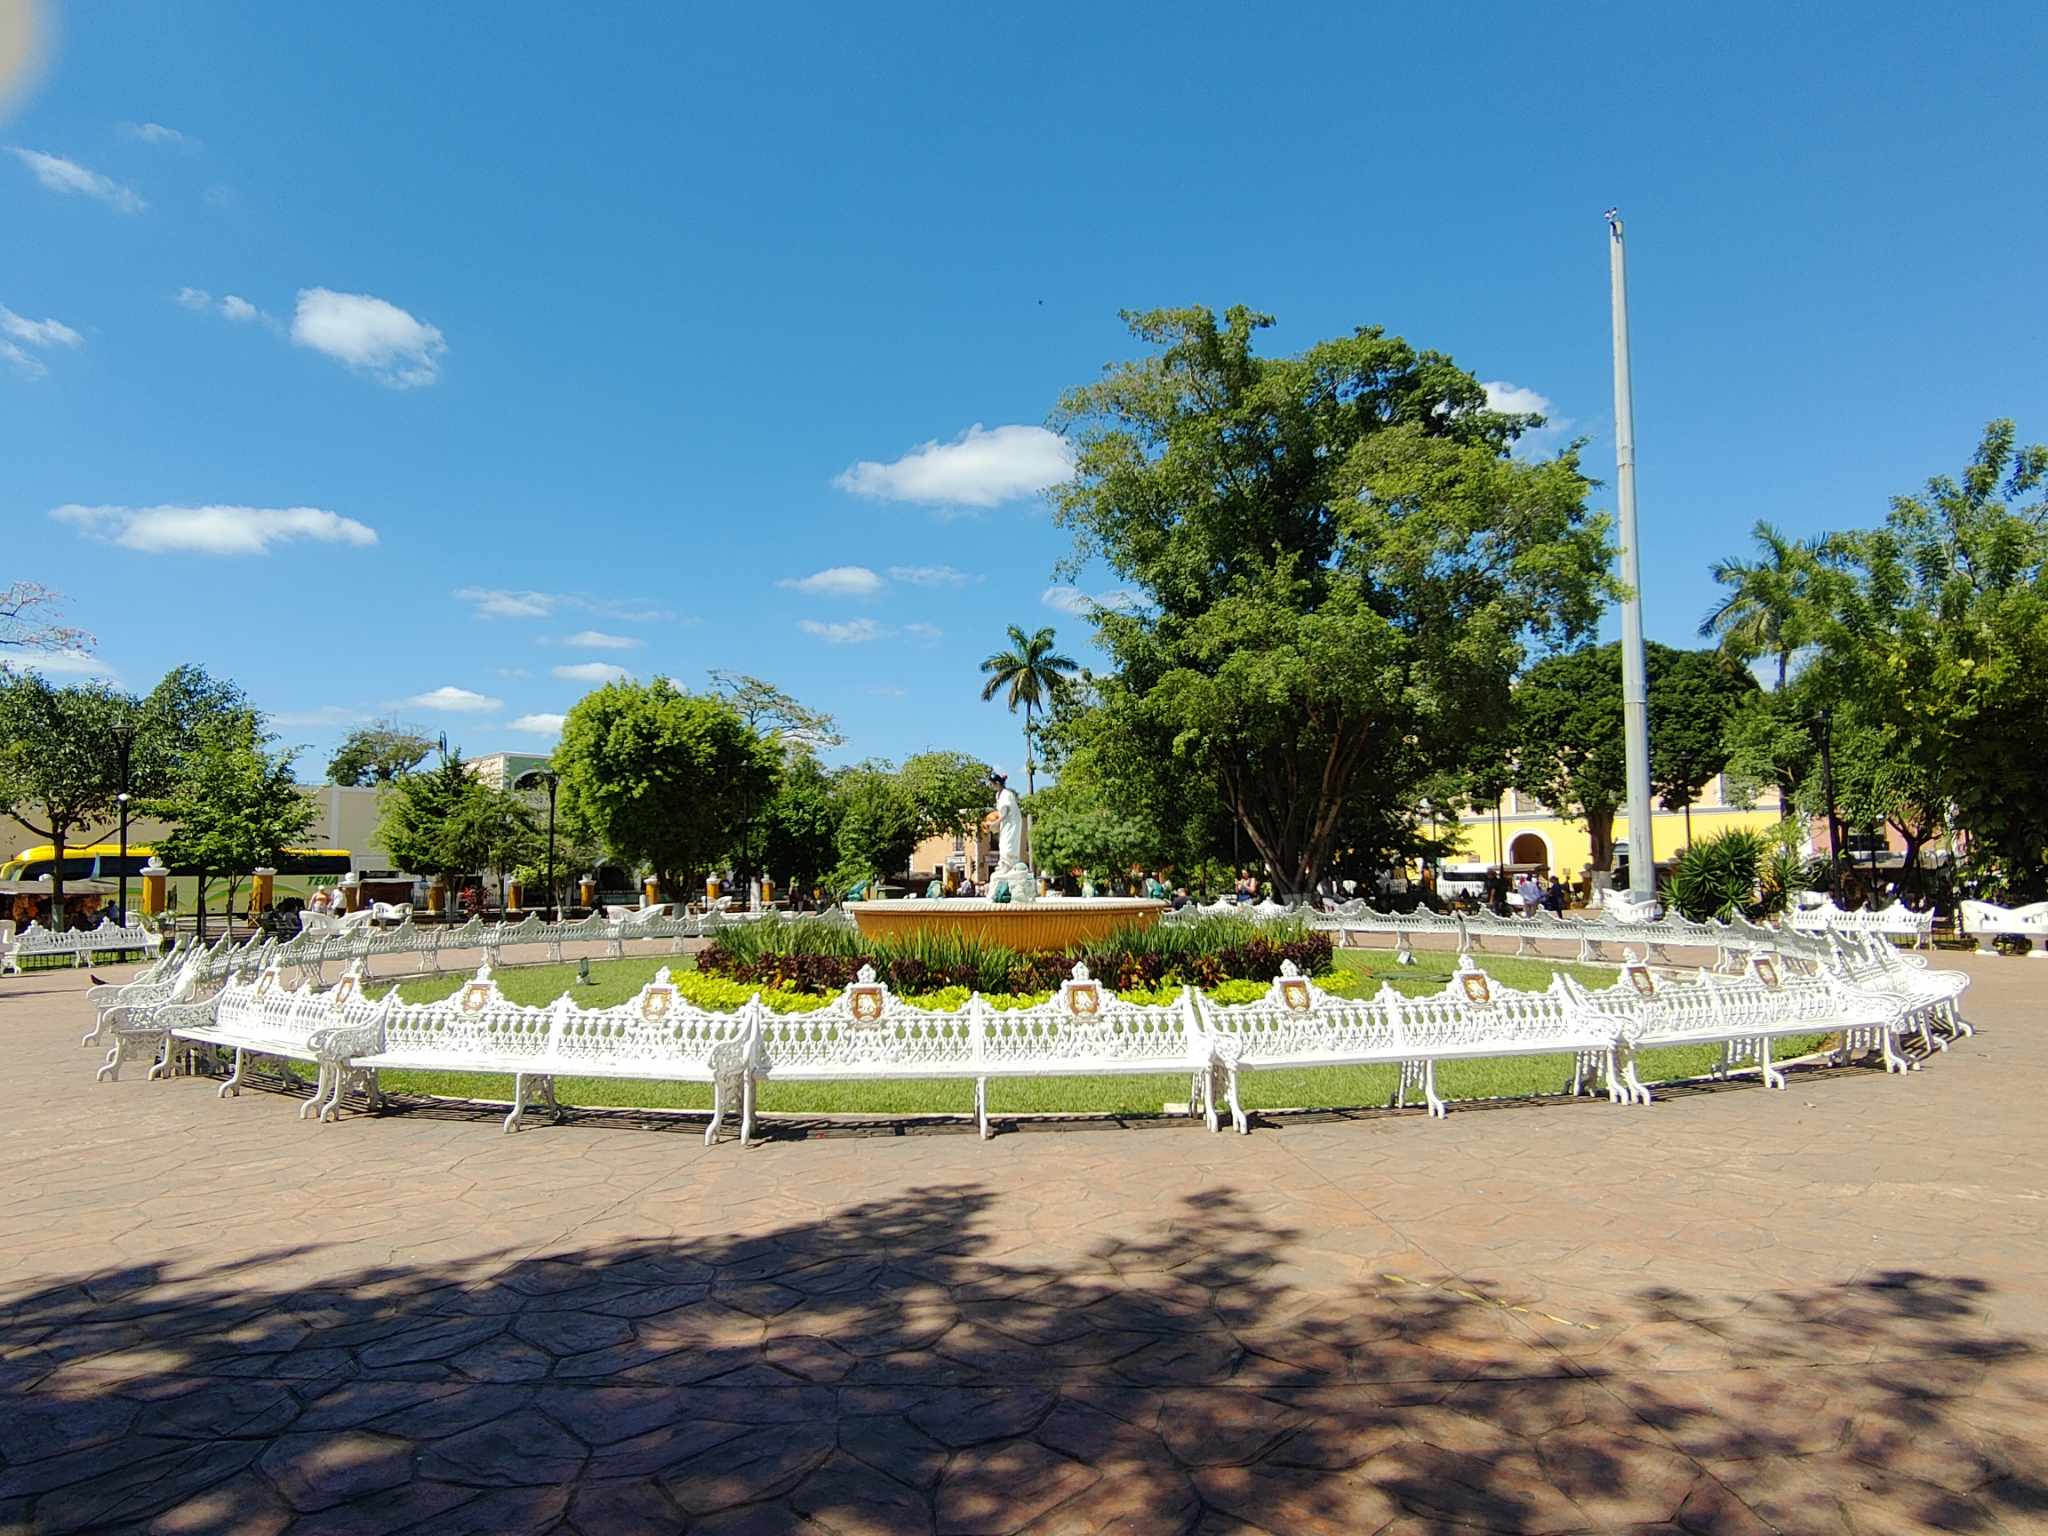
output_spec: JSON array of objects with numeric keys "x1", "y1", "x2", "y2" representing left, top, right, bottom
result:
[{"x1": 1, "y1": 954, "x2": 2043, "y2": 1533}]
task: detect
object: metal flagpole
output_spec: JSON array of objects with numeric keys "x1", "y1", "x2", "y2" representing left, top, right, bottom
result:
[{"x1": 1606, "y1": 209, "x2": 1657, "y2": 908}]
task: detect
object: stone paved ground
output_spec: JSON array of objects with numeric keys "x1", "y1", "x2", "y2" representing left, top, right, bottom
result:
[{"x1": 2, "y1": 952, "x2": 2043, "y2": 1534}]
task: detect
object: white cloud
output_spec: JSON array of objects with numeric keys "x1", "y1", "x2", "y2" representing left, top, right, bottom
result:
[
  {"x1": 406, "y1": 686, "x2": 501, "y2": 713},
  {"x1": 799, "y1": 618, "x2": 885, "y2": 645},
  {"x1": 778, "y1": 565, "x2": 883, "y2": 597},
  {"x1": 887, "y1": 564, "x2": 978, "y2": 587},
  {"x1": 1, "y1": 305, "x2": 82, "y2": 349},
  {"x1": 0, "y1": 647, "x2": 114, "y2": 679},
  {"x1": 271, "y1": 704, "x2": 373, "y2": 728},
  {"x1": 905, "y1": 622, "x2": 943, "y2": 641},
  {"x1": 1482, "y1": 380, "x2": 1553, "y2": 418},
  {"x1": 124, "y1": 122, "x2": 192, "y2": 147},
  {"x1": 1042, "y1": 584, "x2": 1142, "y2": 617},
  {"x1": 834, "y1": 423, "x2": 1073, "y2": 508},
  {"x1": 291, "y1": 287, "x2": 445, "y2": 388},
  {"x1": 174, "y1": 288, "x2": 274, "y2": 328},
  {"x1": 562, "y1": 630, "x2": 641, "y2": 650},
  {"x1": 52, "y1": 503, "x2": 378, "y2": 557},
  {"x1": 1, "y1": 303, "x2": 83, "y2": 379},
  {"x1": 456, "y1": 587, "x2": 555, "y2": 619},
  {"x1": 553, "y1": 661, "x2": 631, "y2": 683},
  {"x1": 506, "y1": 712, "x2": 567, "y2": 737},
  {"x1": 8, "y1": 149, "x2": 145, "y2": 212},
  {"x1": 453, "y1": 587, "x2": 675, "y2": 623},
  {"x1": 495, "y1": 667, "x2": 532, "y2": 679}
]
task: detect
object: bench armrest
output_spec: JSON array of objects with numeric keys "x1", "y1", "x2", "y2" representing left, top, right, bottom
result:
[{"x1": 309, "y1": 1020, "x2": 385, "y2": 1064}]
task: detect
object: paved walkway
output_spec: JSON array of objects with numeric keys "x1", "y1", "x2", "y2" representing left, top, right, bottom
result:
[{"x1": 2, "y1": 954, "x2": 2042, "y2": 1534}]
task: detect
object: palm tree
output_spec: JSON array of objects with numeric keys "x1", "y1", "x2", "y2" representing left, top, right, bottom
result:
[
  {"x1": 1699, "y1": 520, "x2": 1814, "y2": 689},
  {"x1": 978, "y1": 625, "x2": 1078, "y2": 795},
  {"x1": 1701, "y1": 521, "x2": 1824, "y2": 825}
]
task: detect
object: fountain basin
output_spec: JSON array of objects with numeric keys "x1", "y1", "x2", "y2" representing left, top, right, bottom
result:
[{"x1": 847, "y1": 897, "x2": 1166, "y2": 951}]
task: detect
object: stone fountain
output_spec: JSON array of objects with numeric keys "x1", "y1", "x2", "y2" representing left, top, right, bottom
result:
[{"x1": 847, "y1": 771, "x2": 1163, "y2": 950}]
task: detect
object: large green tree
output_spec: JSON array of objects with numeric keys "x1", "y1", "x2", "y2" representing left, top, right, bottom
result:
[
  {"x1": 1513, "y1": 641, "x2": 1752, "y2": 870},
  {"x1": 757, "y1": 750, "x2": 843, "y2": 896},
  {"x1": 978, "y1": 625, "x2": 1077, "y2": 794},
  {"x1": 326, "y1": 720, "x2": 433, "y2": 786},
  {"x1": 829, "y1": 752, "x2": 994, "y2": 892},
  {"x1": 1648, "y1": 647, "x2": 1759, "y2": 840},
  {"x1": 709, "y1": 672, "x2": 840, "y2": 891},
  {"x1": 1816, "y1": 420, "x2": 2048, "y2": 896},
  {"x1": 1050, "y1": 306, "x2": 1615, "y2": 897},
  {"x1": 0, "y1": 665, "x2": 250, "y2": 924},
  {"x1": 553, "y1": 678, "x2": 777, "y2": 899},
  {"x1": 375, "y1": 751, "x2": 487, "y2": 889},
  {"x1": 147, "y1": 721, "x2": 317, "y2": 935},
  {"x1": 1511, "y1": 645, "x2": 1629, "y2": 874}
]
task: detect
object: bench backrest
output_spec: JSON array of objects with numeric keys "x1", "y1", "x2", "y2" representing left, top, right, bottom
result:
[
  {"x1": 549, "y1": 966, "x2": 754, "y2": 1073},
  {"x1": 980, "y1": 963, "x2": 1201, "y2": 1074},
  {"x1": 1201, "y1": 961, "x2": 1404, "y2": 1065},
  {"x1": 753, "y1": 964, "x2": 976, "y2": 1077},
  {"x1": 377, "y1": 963, "x2": 555, "y2": 1062},
  {"x1": 1399, "y1": 959, "x2": 1593, "y2": 1054}
]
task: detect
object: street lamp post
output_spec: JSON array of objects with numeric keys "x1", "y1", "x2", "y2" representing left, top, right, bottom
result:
[
  {"x1": 514, "y1": 768, "x2": 561, "y2": 921},
  {"x1": 1606, "y1": 209, "x2": 1658, "y2": 909},
  {"x1": 116, "y1": 793, "x2": 131, "y2": 924},
  {"x1": 111, "y1": 723, "x2": 137, "y2": 927}
]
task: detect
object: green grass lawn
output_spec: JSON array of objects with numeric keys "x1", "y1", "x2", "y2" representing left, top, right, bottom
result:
[{"x1": 332, "y1": 950, "x2": 1832, "y2": 1120}]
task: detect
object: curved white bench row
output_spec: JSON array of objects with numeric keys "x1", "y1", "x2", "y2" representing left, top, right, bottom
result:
[
  {"x1": 167, "y1": 903, "x2": 809, "y2": 992},
  {"x1": 4, "y1": 914, "x2": 155, "y2": 973},
  {"x1": 101, "y1": 934, "x2": 1969, "y2": 1144},
  {"x1": 1787, "y1": 897, "x2": 1935, "y2": 946}
]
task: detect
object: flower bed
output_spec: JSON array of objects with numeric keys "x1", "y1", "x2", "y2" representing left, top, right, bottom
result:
[{"x1": 696, "y1": 913, "x2": 1334, "y2": 996}]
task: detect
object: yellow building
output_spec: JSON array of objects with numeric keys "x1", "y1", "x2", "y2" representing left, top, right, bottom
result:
[{"x1": 1449, "y1": 774, "x2": 1788, "y2": 880}]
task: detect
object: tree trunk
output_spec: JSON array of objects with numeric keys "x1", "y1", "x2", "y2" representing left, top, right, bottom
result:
[{"x1": 1586, "y1": 807, "x2": 1617, "y2": 877}]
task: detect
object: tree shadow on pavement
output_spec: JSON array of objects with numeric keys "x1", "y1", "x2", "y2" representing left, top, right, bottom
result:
[{"x1": 1, "y1": 1186, "x2": 2042, "y2": 1534}]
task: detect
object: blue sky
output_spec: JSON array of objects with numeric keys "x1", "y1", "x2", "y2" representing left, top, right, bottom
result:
[{"x1": 4, "y1": 1, "x2": 2043, "y2": 780}]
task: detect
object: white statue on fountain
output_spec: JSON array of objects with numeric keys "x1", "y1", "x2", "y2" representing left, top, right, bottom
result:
[{"x1": 986, "y1": 770, "x2": 1037, "y2": 903}]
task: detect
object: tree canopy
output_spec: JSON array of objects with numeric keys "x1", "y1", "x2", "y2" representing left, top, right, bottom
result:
[
  {"x1": 830, "y1": 752, "x2": 994, "y2": 892},
  {"x1": 553, "y1": 678, "x2": 778, "y2": 899},
  {"x1": 375, "y1": 751, "x2": 488, "y2": 884},
  {"x1": 1049, "y1": 305, "x2": 1616, "y2": 895},
  {"x1": 326, "y1": 720, "x2": 434, "y2": 786},
  {"x1": 147, "y1": 719, "x2": 317, "y2": 933},
  {"x1": 978, "y1": 624, "x2": 1077, "y2": 794},
  {"x1": 1511, "y1": 641, "x2": 1754, "y2": 871},
  {"x1": 1813, "y1": 420, "x2": 2048, "y2": 896},
  {"x1": 0, "y1": 665, "x2": 251, "y2": 923}
]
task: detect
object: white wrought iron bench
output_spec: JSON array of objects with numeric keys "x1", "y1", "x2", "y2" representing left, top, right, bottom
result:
[
  {"x1": 308, "y1": 964, "x2": 758, "y2": 1140},
  {"x1": 1960, "y1": 900, "x2": 2048, "y2": 955},
  {"x1": 127, "y1": 959, "x2": 379, "y2": 1119},
  {"x1": 1198, "y1": 958, "x2": 1620, "y2": 1132},
  {"x1": 747, "y1": 963, "x2": 1213, "y2": 1140},
  {"x1": 1562, "y1": 950, "x2": 1916, "y2": 1101},
  {"x1": 5, "y1": 914, "x2": 157, "y2": 973}
]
